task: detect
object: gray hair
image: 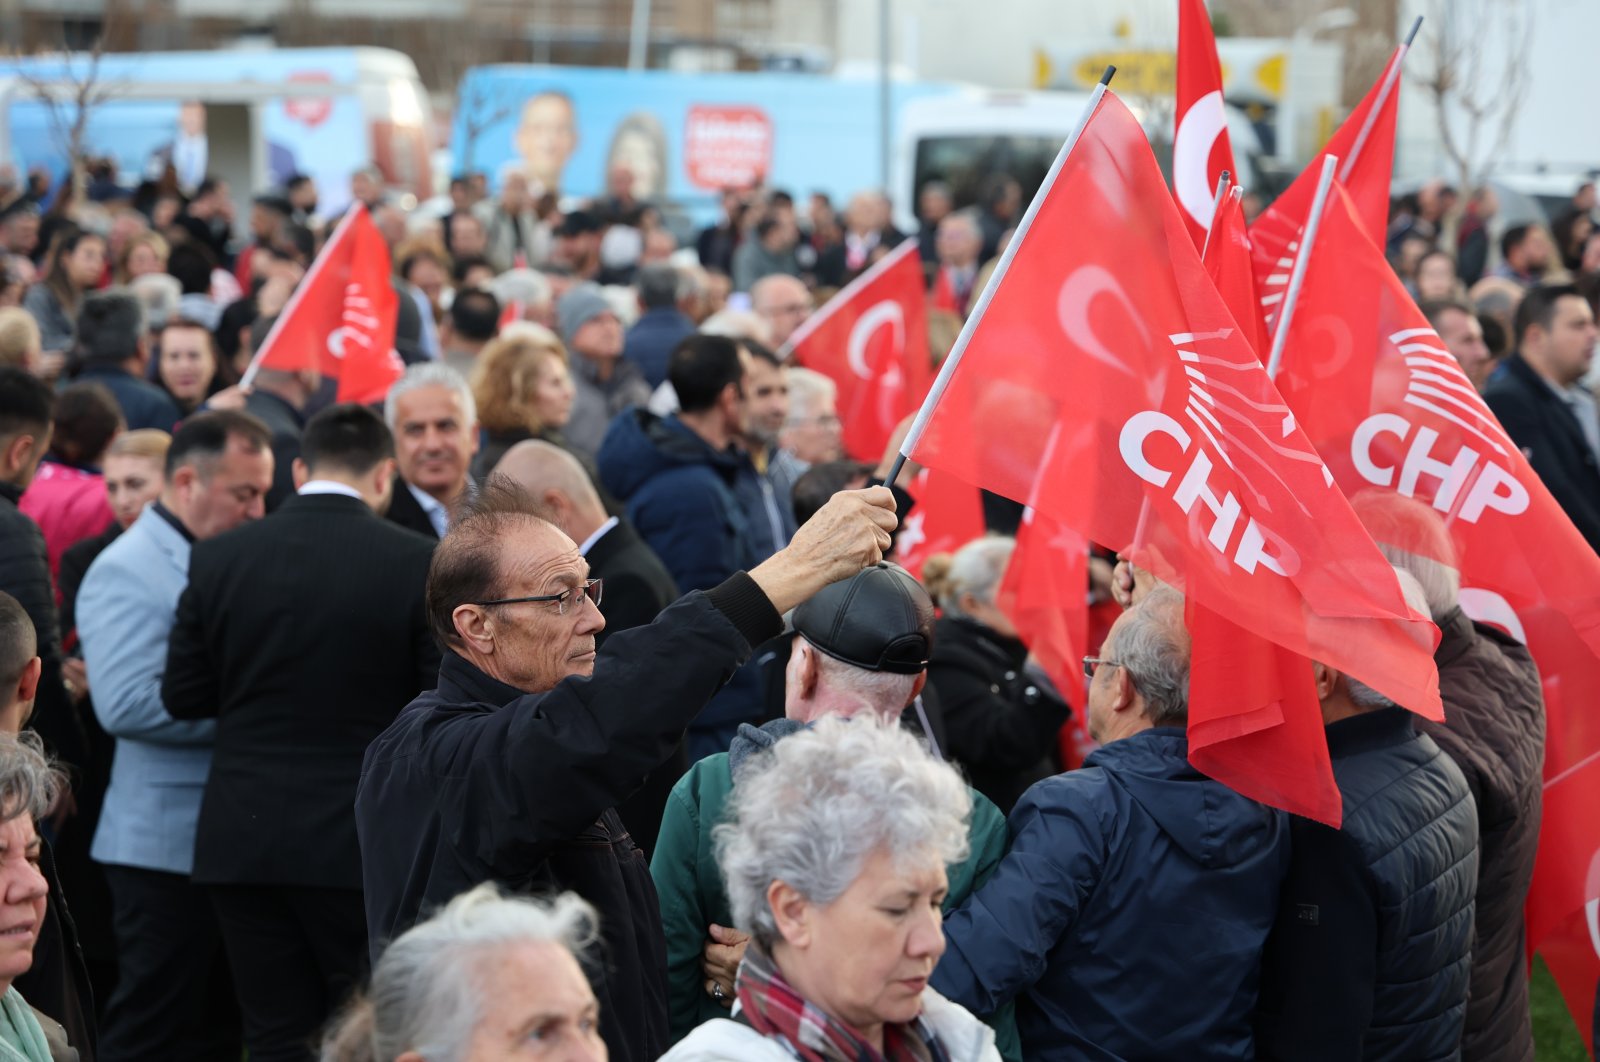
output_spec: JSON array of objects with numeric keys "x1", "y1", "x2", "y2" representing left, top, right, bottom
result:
[
  {"x1": 922, "y1": 535, "x2": 1013, "y2": 617},
  {"x1": 488, "y1": 268, "x2": 553, "y2": 312},
  {"x1": 716, "y1": 714, "x2": 970, "y2": 950},
  {"x1": 1345, "y1": 570, "x2": 1431, "y2": 710},
  {"x1": 807, "y1": 640, "x2": 919, "y2": 717},
  {"x1": 784, "y1": 367, "x2": 837, "y2": 425},
  {"x1": 321, "y1": 883, "x2": 598, "y2": 1062},
  {"x1": 0, "y1": 731, "x2": 64, "y2": 827},
  {"x1": 636, "y1": 263, "x2": 680, "y2": 310},
  {"x1": 1111, "y1": 586, "x2": 1191, "y2": 727},
  {"x1": 128, "y1": 273, "x2": 182, "y2": 331},
  {"x1": 383, "y1": 362, "x2": 476, "y2": 432}
]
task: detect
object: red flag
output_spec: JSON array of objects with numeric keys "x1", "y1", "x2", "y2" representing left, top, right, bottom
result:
[
  {"x1": 996, "y1": 507, "x2": 1090, "y2": 709},
  {"x1": 786, "y1": 239, "x2": 932, "y2": 462},
  {"x1": 1274, "y1": 180, "x2": 1600, "y2": 1034},
  {"x1": 893, "y1": 467, "x2": 986, "y2": 583},
  {"x1": 1251, "y1": 44, "x2": 1404, "y2": 332},
  {"x1": 903, "y1": 89, "x2": 1443, "y2": 824},
  {"x1": 247, "y1": 205, "x2": 403, "y2": 405},
  {"x1": 1175, "y1": 0, "x2": 1237, "y2": 251},
  {"x1": 1203, "y1": 185, "x2": 1268, "y2": 357}
]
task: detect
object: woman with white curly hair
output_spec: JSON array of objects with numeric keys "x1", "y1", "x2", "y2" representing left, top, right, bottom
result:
[
  {"x1": 661, "y1": 715, "x2": 999, "y2": 1062},
  {"x1": 320, "y1": 884, "x2": 606, "y2": 1062}
]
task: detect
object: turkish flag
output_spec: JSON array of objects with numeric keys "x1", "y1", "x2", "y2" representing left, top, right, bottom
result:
[
  {"x1": 1251, "y1": 43, "x2": 1403, "y2": 332},
  {"x1": 894, "y1": 467, "x2": 986, "y2": 584},
  {"x1": 1175, "y1": 0, "x2": 1237, "y2": 251},
  {"x1": 903, "y1": 89, "x2": 1443, "y2": 824},
  {"x1": 1273, "y1": 181, "x2": 1600, "y2": 1032},
  {"x1": 1203, "y1": 185, "x2": 1268, "y2": 357},
  {"x1": 786, "y1": 239, "x2": 932, "y2": 463},
  {"x1": 249, "y1": 205, "x2": 403, "y2": 405},
  {"x1": 996, "y1": 507, "x2": 1090, "y2": 709}
]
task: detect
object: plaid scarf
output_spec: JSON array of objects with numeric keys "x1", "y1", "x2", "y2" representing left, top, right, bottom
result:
[{"x1": 734, "y1": 944, "x2": 952, "y2": 1062}]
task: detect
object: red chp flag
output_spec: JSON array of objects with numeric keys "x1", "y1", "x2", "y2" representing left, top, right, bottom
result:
[
  {"x1": 785, "y1": 239, "x2": 932, "y2": 462},
  {"x1": 248, "y1": 205, "x2": 403, "y2": 405},
  {"x1": 1175, "y1": 0, "x2": 1237, "y2": 251},
  {"x1": 1203, "y1": 185, "x2": 1268, "y2": 357},
  {"x1": 893, "y1": 467, "x2": 986, "y2": 583},
  {"x1": 1251, "y1": 43, "x2": 1403, "y2": 332},
  {"x1": 1274, "y1": 181, "x2": 1600, "y2": 1046},
  {"x1": 903, "y1": 89, "x2": 1442, "y2": 824}
]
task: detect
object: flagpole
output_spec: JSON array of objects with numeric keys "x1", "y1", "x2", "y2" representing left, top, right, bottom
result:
[
  {"x1": 1265, "y1": 154, "x2": 1339, "y2": 379},
  {"x1": 238, "y1": 203, "x2": 366, "y2": 391},
  {"x1": 1199, "y1": 169, "x2": 1231, "y2": 260},
  {"x1": 1339, "y1": 16, "x2": 1421, "y2": 184},
  {"x1": 884, "y1": 66, "x2": 1116, "y2": 490}
]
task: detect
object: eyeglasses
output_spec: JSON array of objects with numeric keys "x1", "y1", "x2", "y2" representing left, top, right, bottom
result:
[
  {"x1": 476, "y1": 579, "x2": 603, "y2": 616},
  {"x1": 1082, "y1": 656, "x2": 1123, "y2": 680}
]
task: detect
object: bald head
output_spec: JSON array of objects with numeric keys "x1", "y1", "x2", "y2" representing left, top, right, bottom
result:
[
  {"x1": 751, "y1": 274, "x2": 812, "y2": 348},
  {"x1": 489, "y1": 440, "x2": 607, "y2": 543}
]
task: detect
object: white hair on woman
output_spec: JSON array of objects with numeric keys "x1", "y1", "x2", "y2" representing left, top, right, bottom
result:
[
  {"x1": 320, "y1": 883, "x2": 598, "y2": 1062},
  {"x1": 919, "y1": 535, "x2": 1014, "y2": 619},
  {"x1": 699, "y1": 308, "x2": 774, "y2": 347},
  {"x1": 488, "y1": 268, "x2": 552, "y2": 313},
  {"x1": 784, "y1": 366, "x2": 837, "y2": 425},
  {"x1": 716, "y1": 714, "x2": 971, "y2": 950}
]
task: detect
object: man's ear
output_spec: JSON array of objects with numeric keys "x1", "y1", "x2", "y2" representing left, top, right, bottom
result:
[
  {"x1": 372, "y1": 458, "x2": 396, "y2": 497},
  {"x1": 908, "y1": 670, "x2": 927, "y2": 707},
  {"x1": 1111, "y1": 664, "x2": 1138, "y2": 715},
  {"x1": 15, "y1": 656, "x2": 39, "y2": 706},
  {"x1": 291, "y1": 458, "x2": 309, "y2": 490},
  {"x1": 452, "y1": 605, "x2": 496, "y2": 655},
  {"x1": 2, "y1": 432, "x2": 36, "y2": 478},
  {"x1": 795, "y1": 640, "x2": 819, "y2": 701},
  {"x1": 1311, "y1": 661, "x2": 1338, "y2": 701}
]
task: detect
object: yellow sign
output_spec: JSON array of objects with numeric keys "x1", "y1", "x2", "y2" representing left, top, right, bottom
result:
[
  {"x1": 1254, "y1": 54, "x2": 1285, "y2": 99},
  {"x1": 1067, "y1": 49, "x2": 1234, "y2": 97}
]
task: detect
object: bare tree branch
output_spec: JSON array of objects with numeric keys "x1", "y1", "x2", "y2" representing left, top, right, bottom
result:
[{"x1": 1417, "y1": 0, "x2": 1531, "y2": 192}]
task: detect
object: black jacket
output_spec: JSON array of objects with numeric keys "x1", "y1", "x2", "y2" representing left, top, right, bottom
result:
[
  {"x1": 1483, "y1": 353, "x2": 1600, "y2": 551},
  {"x1": 926, "y1": 615, "x2": 1070, "y2": 813},
  {"x1": 383, "y1": 474, "x2": 443, "y2": 540},
  {"x1": 587, "y1": 517, "x2": 683, "y2": 857},
  {"x1": 75, "y1": 364, "x2": 181, "y2": 434},
  {"x1": 164, "y1": 493, "x2": 438, "y2": 889},
  {"x1": 242, "y1": 389, "x2": 305, "y2": 513},
  {"x1": 1420, "y1": 608, "x2": 1544, "y2": 1062},
  {"x1": 355, "y1": 575, "x2": 782, "y2": 1062},
  {"x1": 1257, "y1": 708, "x2": 1479, "y2": 1062}
]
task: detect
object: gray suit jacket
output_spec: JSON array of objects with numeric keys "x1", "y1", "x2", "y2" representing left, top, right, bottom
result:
[{"x1": 78, "y1": 506, "x2": 214, "y2": 875}]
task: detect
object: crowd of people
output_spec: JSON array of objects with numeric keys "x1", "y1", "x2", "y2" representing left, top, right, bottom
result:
[{"x1": 0, "y1": 144, "x2": 1588, "y2": 1062}]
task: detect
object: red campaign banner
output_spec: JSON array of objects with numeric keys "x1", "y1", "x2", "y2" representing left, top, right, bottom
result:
[
  {"x1": 247, "y1": 205, "x2": 403, "y2": 405},
  {"x1": 996, "y1": 507, "x2": 1090, "y2": 710},
  {"x1": 903, "y1": 88, "x2": 1442, "y2": 825},
  {"x1": 1203, "y1": 185, "x2": 1268, "y2": 358},
  {"x1": 893, "y1": 467, "x2": 986, "y2": 584},
  {"x1": 1250, "y1": 44, "x2": 1402, "y2": 333},
  {"x1": 786, "y1": 239, "x2": 933, "y2": 463},
  {"x1": 684, "y1": 105, "x2": 773, "y2": 190},
  {"x1": 1174, "y1": 0, "x2": 1238, "y2": 252},
  {"x1": 1273, "y1": 181, "x2": 1600, "y2": 1039}
]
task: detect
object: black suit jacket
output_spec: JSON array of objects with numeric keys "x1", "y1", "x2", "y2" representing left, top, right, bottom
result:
[
  {"x1": 586, "y1": 518, "x2": 679, "y2": 646},
  {"x1": 584, "y1": 518, "x2": 682, "y2": 856},
  {"x1": 1483, "y1": 353, "x2": 1600, "y2": 552},
  {"x1": 383, "y1": 474, "x2": 443, "y2": 540},
  {"x1": 164, "y1": 493, "x2": 439, "y2": 889},
  {"x1": 242, "y1": 389, "x2": 305, "y2": 513}
]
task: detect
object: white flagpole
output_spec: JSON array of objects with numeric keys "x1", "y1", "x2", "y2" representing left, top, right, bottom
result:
[
  {"x1": 237, "y1": 203, "x2": 366, "y2": 391},
  {"x1": 1264, "y1": 154, "x2": 1339, "y2": 380},
  {"x1": 884, "y1": 66, "x2": 1116, "y2": 489},
  {"x1": 1199, "y1": 169, "x2": 1232, "y2": 261},
  {"x1": 1338, "y1": 17, "x2": 1421, "y2": 185}
]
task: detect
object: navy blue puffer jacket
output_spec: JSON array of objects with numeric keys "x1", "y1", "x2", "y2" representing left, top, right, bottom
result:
[{"x1": 932, "y1": 727, "x2": 1290, "y2": 1060}]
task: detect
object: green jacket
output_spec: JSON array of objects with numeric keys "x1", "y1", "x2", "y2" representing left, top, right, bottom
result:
[{"x1": 649, "y1": 720, "x2": 1022, "y2": 1060}]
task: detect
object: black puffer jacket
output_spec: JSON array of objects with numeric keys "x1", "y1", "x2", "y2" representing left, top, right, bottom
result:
[
  {"x1": 926, "y1": 615, "x2": 1070, "y2": 814},
  {"x1": 1419, "y1": 607, "x2": 1544, "y2": 1062}
]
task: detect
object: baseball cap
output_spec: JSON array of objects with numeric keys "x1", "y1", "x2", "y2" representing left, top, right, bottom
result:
[{"x1": 792, "y1": 563, "x2": 935, "y2": 675}]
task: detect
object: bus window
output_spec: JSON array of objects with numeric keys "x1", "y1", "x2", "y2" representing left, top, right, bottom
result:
[{"x1": 912, "y1": 135, "x2": 1061, "y2": 212}]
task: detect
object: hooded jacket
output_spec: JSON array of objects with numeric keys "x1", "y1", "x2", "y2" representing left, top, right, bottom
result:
[
  {"x1": 599, "y1": 410, "x2": 766, "y2": 756},
  {"x1": 649, "y1": 719, "x2": 1020, "y2": 1059},
  {"x1": 932, "y1": 727, "x2": 1290, "y2": 1061}
]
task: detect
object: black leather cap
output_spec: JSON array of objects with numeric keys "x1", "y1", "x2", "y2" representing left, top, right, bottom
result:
[{"x1": 792, "y1": 563, "x2": 935, "y2": 675}]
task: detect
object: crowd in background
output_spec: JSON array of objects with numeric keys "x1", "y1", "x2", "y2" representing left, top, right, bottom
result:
[{"x1": 0, "y1": 143, "x2": 1589, "y2": 1062}]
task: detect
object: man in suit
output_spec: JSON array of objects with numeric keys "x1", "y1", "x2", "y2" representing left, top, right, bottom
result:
[
  {"x1": 76, "y1": 410, "x2": 273, "y2": 1062},
  {"x1": 163, "y1": 405, "x2": 437, "y2": 1062},
  {"x1": 1483, "y1": 283, "x2": 1600, "y2": 551},
  {"x1": 242, "y1": 318, "x2": 317, "y2": 513},
  {"x1": 492, "y1": 439, "x2": 682, "y2": 853},
  {"x1": 382, "y1": 362, "x2": 479, "y2": 540}
]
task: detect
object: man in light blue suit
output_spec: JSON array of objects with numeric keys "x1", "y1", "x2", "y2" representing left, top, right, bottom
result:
[{"x1": 78, "y1": 410, "x2": 273, "y2": 1062}]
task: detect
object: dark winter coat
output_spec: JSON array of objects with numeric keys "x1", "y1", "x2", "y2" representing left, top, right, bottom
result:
[
  {"x1": 1257, "y1": 708, "x2": 1480, "y2": 1062},
  {"x1": 933, "y1": 728, "x2": 1290, "y2": 1060}
]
